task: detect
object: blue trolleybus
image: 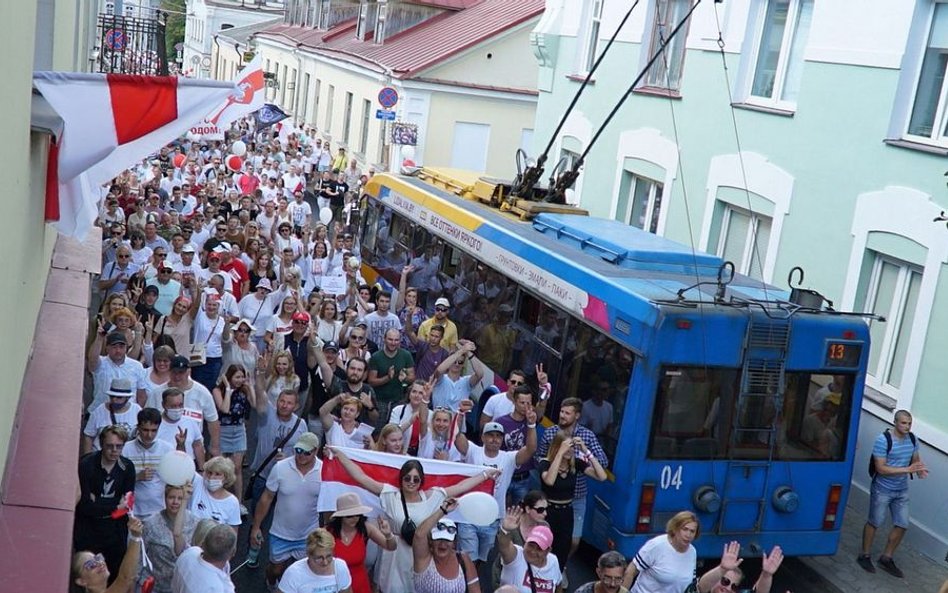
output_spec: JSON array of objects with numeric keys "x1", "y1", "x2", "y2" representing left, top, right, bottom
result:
[{"x1": 356, "y1": 167, "x2": 869, "y2": 559}]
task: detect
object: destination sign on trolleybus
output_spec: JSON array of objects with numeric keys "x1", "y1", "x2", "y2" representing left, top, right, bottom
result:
[{"x1": 384, "y1": 191, "x2": 592, "y2": 318}]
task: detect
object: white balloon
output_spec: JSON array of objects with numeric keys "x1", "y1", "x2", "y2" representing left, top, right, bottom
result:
[
  {"x1": 232, "y1": 140, "x2": 247, "y2": 156},
  {"x1": 157, "y1": 451, "x2": 196, "y2": 486},
  {"x1": 319, "y1": 207, "x2": 333, "y2": 225},
  {"x1": 457, "y1": 491, "x2": 497, "y2": 526}
]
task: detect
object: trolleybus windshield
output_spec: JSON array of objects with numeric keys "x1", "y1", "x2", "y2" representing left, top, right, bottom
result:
[{"x1": 649, "y1": 367, "x2": 854, "y2": 462}]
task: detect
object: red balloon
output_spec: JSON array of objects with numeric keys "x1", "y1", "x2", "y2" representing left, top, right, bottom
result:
[
  {"x1": 226, "y1": 154, "x2": 242, "y2": 172},
  {"x1": 172, "y1": 153, "x2": 186, "y2": 168}
]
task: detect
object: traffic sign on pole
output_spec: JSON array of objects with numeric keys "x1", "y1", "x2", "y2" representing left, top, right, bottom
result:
[
  {"x1": 378, "y1": 87, "x2": 399, "y2": 109},
  {"x1": 376, "y1": 109, "x2": 396, "y2": 121},
  {"x1": 105, "y1": 29, "x2": 126, "y2": 51}
]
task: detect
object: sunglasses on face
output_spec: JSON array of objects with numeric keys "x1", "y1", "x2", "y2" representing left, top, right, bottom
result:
[
  {"x1": 117, "y1": 254, "x2": 130, "y2": 259},
  {"x1": 435, "y1": 307, "x2": 449, "y2": 312},
  {"x1": 436, "y1": 521, "x2": 458, "y2": 534},
  {"x1": 236, "y1": 328, "x2": 251, "y2": 333},
  {"x1": 720, "y1": 577, "x2": 740, "y2": 591},
  {"x1": 531, "y1": 505, "x2": 548, "y2": 514},
  {"x1": 508, "y1": 379, "x2": 524, "y2": 385},
  {"x1": 294, "y1": 447, "x2": 315, "y2": 456},
  {"x1": 82, "y1": 553, "x2": 106, "y2": 572},
  {"x1": 402, "y1": 474, "x2": 422, "y2": 484},
  {"x1": 351, "y1": 335, "x2": 365, "y2": 341}
]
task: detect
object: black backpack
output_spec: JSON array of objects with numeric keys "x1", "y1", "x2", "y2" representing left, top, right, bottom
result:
[{"x1": 868, "y1": 429, "x2": 917, "y2": 478}]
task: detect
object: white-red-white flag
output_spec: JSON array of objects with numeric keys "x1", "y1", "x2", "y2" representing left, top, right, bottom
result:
[
  {"x1": 32, "y1": 72, "x2": 235, "y2": 237},
  {"x1": 318, "y1": 447, "x2": 494, "y2": 521},
  {"x1": 205, "y1": 54, "x2": 265, "y2": 129}
]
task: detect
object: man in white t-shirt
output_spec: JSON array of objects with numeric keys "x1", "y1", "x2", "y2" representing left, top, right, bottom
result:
[
  {"x1": 249, "y1": 432, "x2": 323, "y2": 587},
  {"x1": 455, "y1": 419, "x2": 537, "y2": 566},
  {"x1": 155, "y1": 387, "x2": 205, "y2": 467},
  {"x1": 480, "y1": 369, "x2": 528, "y2": 429},
  {"x1": 166, "y1": 356, "x2": 220, "y2": 458},
  {"x1": 498, "y1": 518, "x2": 561, "y2": 593},
  {"x1": 86, "y1": 330, "x2": 147, "y2": 413},
  {"x1": 172, "y1": 523, "x2": 237, "y2": 593},
  {"x1": 82, "y1": 377, "x2": 142, "y2": 454},
  {"x1": 122, "y1": 407, "x2": 175, "y2": 517}
]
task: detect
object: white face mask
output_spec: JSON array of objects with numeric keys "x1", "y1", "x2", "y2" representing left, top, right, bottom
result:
[
  {"x1": 206, "y1": 478, "x2": 224, "y2": 492},
  {"x1": 165, "y1": 408, "x2": 183, "y2": 421}
]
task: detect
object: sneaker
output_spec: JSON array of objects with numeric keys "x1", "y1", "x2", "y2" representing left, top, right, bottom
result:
[
  {"x1": 878, "y1": 556, "x2": 904, "y2": 578},
  {"x1": 856, "y1": 554, "x2": 876, "y2": 573},
  {"x1": 240, "y1": 503, "x2": 250, "y2": 517}
]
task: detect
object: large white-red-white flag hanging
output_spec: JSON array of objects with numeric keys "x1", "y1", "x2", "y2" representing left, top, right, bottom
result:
[
  {"x1": 32, "y1": 72, "x2": 235, "y2": 237},
  {"x1": 318, "y1": 447, "x2": 494, "y2": 520}
]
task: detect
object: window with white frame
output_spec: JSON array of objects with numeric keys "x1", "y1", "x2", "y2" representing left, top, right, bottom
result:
[
  {"x1": 717, "y1": 205, "x2": 772, "y2": 279},
  {"x1": 746, "y1": 0, "x2": 813, "y2": 107},
  {"x1": 580, "y1": 0, "x2": 604, "y2": 73},
  {"x1": 907, "y1": 2, "x2": 948, "y2": 142},
  {"x1": 360, "y1": 99, "x2": 371, "y2": 155},
  {"x1": 642, "y1": 0, "x2": 692, "y2": 91},
  {"x1": 616, "y1": 172, "x2": 663, "y2": 233},
  {"x1": 861, "y1": 254, "x2": 923, "y2": 391},
  {"x1": 325, "y1": 84, "x2": 335, "y2": 132}
]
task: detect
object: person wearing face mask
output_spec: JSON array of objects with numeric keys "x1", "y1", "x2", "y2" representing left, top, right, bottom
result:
[
  {"x1": 156, "y1": 387, "x2": 206, "y2": 471},
  {"x1": 82, "y1": 378, "x2": 143, "y2": 454},
  {"x1": 189, "y1": 456, "x2": 241, "y2": 532},
  {"x1": 121, "y1": 407, "x2": 175, "y2": 518}
]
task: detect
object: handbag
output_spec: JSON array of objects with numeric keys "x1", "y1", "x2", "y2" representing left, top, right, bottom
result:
[
  {"x1": 242, "y1": 416, "x2": 303, "y2": 500},
  {"x1": 398, "y1": 491, "x2": 417, "y2": 545},
  {"x1": 190, "y1": 316, "x2": 221, "y2": 366}
]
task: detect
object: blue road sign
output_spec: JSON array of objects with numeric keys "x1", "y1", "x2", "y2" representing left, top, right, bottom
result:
[
  {"x1": 376, "y1": 109, "x2": 396, "y2": 121},
  {"x1": 377, "y1": 87, "x2": 399, "y2": 109}
]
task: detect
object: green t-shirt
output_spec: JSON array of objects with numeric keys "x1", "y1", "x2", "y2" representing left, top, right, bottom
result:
[{"x1": 368, "y1": 348, "x2": 415, "y2": 402}]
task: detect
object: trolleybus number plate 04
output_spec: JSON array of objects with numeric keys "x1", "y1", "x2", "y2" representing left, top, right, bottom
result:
[{"x1": 660, "y1": 465, "x2": 683, "y2": 490}]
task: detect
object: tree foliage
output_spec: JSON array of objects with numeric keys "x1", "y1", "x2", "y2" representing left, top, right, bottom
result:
[{"x1": 161, "y1": 0, "x2": 186, "y2": 62}]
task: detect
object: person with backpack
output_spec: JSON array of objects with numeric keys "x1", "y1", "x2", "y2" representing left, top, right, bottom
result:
[{"x1": 858, "y1": 409, "x2": 928, "y2": 577}]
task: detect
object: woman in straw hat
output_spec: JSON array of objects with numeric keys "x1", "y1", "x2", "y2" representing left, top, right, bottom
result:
[{"x1": 325, "y1": 492, "x2": 396, "y2": 593}]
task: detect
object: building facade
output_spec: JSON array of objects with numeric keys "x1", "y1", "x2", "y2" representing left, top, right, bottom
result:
[
  {"x1": 2, "y1": 0, "x2": 102, "y2": 589},
  {"x1": 251, "y1": 0, "x2": 542, "y2": 176},
  {"x1": 183, "y1": 0, "x2": 284, "y2": 78},
  {"x1": 532, "y1": 0, "x2": 948, "y2": 558}
]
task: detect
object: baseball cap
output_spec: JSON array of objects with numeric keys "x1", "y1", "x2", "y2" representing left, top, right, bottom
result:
[
  {"x1": 482, "y1": 421, "x2": 505, "y2": 435},
  {"x1": 159, "y1": 261, "x2": 174, "y2": 271},
  {"x1": 525, "y1": 525, "x2": 554, "y2": 551},
  {"x1": 431, "y1": 518, "x2": 458, "y2": 542},
  {"x1": 106, "y1": 377, "x2": 134, "y2": 398},
  {"x1": 324, "y1": 340, "x2": 340, "y2": 352},
  {"x1": 170, "y1": 355, "x2": 190, "y2": 371},
  {"x1": 292, "y1": 311, "x2": 311, "y2": 323},
  {"x1": 106, "y1": 331, "x2": 127, "y2": 346},
  {"x1": 181, "y1": 244, "x2": 196, "y2": 253},
  {"x1": 144, "y1": 285, "x2": 159, "y2": 295},
  {"x1": 825, "y1": 392, "x2": 842, "y2": 406},
  {"x1": 354, "y1": 317, "x2": 368, "y2": 328},
  {"x1": 212, "y1": 243, "x2": 230, "y2": 254},
  {"x1": 435, "y1": 297, "x2": 451, "y2": 308},
  {"x1": 294, "y1": 432, "x2": 320, "y2": 452}
]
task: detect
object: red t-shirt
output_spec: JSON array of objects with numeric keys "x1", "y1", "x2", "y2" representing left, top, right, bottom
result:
[{"x1": 221, "y1": 259, "x2": 249, "y2": 300}]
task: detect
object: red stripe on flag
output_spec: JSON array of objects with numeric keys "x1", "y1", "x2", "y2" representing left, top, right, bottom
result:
[
  {"x1": 322, "y1": 457, "x2": 494, "y2": 496},
  {"x1": 107, "y1": 75, "x2": 178, "y2": 144}
]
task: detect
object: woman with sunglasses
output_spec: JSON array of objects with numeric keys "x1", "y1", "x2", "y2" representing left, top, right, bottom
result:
[
  {"x1": 222, "y1": 318, "x2": 260, "y2": 378},
  {"x1": 72, "y1": 516, "x2": 143, "y2": 593},
  {"x1": 105, "y1": 306, "x2": 144, "y2": 361},
  {"x1": 411, "y1": 498, "x2": 481, "y2": 593},
  {"x1": 212, "y1": 364, "x2": 257, "y2": 504},
  {"x1": 140, "y1": 484, "x2": 198, "y2": 593},
  {"x1": 539, "y1": 431, "x2": 607, "y2": 572},
  {"x1": 141, "y1": 345, "x2": 174, "y2": 406},
  {"x1": 623, "y1": 510, "x2": 700, "y2": 593},
  {"x1": 326, "y1": 493, "x2": 397, "y2": 593},
  {"x1": 490, "y1": 490, "x2": 549, "y2": 587},
  {"x1": 277, "y1": 528, "x2": 353, "y2": 593},
  {"x1": 329, "y1": 449, "x2": 500, "y2": 593},
  {"x1": 694, "y1": 541, "x2": 785, "y2": 593},
  {"x1": 127, "y1": 230, "x2": 153, "y2": 266}
]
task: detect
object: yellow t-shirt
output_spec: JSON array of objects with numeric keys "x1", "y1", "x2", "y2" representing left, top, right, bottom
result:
[{"x1": 417, "y1": 317, "x2": 459, "y2": 350}]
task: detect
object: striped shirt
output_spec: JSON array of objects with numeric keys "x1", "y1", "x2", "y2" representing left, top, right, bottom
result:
[{"x1": 873, "y1": 430, "x2": 917, "y2": 491}]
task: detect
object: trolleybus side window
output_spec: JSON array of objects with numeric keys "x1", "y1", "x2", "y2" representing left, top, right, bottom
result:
[
  {"x1": 362, "y1": 200, "x2": 380, "y2": 253},
  {"x1": 649, "y1": 366, "x2": 740, "y2": 459}
]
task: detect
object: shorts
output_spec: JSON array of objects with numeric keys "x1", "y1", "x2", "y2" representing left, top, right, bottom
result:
[
  {"x1": 219, "y1": 424, "x2": 247, "y2": 454},
  {"x1": 269, "y1": 533, "x2": 308, "y2": 563},
  {"x1": 458, "y1": 519, "x2": 499, "y2": 562},
  {"x1": 868, "y1": 480, "x2": 909, "y2": 529},
  {"x1": 573, "y1": 495, "x2": 587, "y2": 538}
]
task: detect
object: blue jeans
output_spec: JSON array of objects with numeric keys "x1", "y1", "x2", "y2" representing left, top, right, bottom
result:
[
  {"x1": 458, "y1": 519, "x2": 499, "y2": 562},
  {"x1": 507, "y1": 474, "x2": 532, "y2": 506},
  {"x1": 868, "y1": 480, "x2": 909, "y2": 529}
]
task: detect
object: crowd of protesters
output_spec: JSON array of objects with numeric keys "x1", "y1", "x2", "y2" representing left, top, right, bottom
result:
[{"x1": 73, "y1": 116, "x2": 788, "y2": 593}]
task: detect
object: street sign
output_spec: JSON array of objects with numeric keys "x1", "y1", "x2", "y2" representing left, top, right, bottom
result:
[
  {"x1": 378, "y1": 86, "x2": 399, "y2": 109},
  {"x1": 376, "y1": 109, "x2": 396, "y2": 121},
  {"x1": 105, "y1": 29, "x2": 126, "y2": 51}
]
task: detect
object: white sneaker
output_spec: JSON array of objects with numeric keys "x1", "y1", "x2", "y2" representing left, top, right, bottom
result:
[{"x1": 240, "y1": 503, "x2": 249, "y2": 517}]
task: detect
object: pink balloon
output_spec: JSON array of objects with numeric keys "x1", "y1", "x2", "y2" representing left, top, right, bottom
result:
[{"x1": 226, "y1": 154, "x2": 242, "y2": 172}]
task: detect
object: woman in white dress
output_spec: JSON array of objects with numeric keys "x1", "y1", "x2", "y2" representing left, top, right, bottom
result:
[{"x1": 329, "y1": 450, "x2": 500, "y2": 593}]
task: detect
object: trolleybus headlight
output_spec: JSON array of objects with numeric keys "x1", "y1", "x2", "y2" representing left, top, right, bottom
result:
[
  {"x1": 692, "y1": 485, "x2": 721, "y2": 513},
  {"x1": 771, "y1": 485, "x2": 800, "y2": 513}
]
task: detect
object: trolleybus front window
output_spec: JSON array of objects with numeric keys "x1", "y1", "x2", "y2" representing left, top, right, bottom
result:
[{"x1": 776, "y1": 372, "x2": 853, "y2": 461}]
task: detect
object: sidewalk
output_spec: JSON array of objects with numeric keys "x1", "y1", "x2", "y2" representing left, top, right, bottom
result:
[{"x1": 801, "y1": 500, "x2": 947, "y2": 592}]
